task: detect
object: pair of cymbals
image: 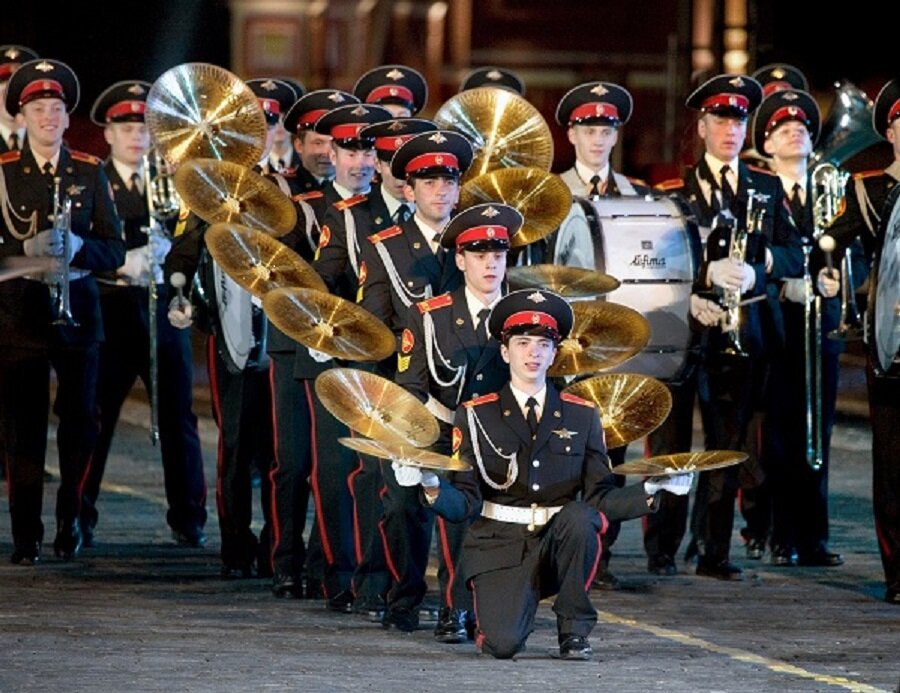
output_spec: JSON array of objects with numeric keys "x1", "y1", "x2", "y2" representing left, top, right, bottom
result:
[
  {"x1": 549, "y1": 300, "x2": 651, "y2": 376},
  {"x1": 612, "y1": 450, "x2": 748, "y2": 476},
  {"x1": 338, "y1": 437, "x2": 471, "y2": 473},
  {"x1": 506, "y1": 264, "x2": 620, "y2": 297}
]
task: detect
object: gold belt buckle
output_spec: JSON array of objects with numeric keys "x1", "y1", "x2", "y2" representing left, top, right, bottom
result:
[{"x1": 528, "y1": 502, "x2": 539, "y2": 531}]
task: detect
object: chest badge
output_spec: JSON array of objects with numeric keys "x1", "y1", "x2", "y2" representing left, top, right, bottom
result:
[{"x1": 552, "y1": 428, "x2": 577, "y2": 439}]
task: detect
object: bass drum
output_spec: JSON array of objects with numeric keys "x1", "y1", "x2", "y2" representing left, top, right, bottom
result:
[
  {"x1": 553, "y1": 195, "x2": 697, "y2": 381},
  {"x1": 869, "y1": 183, "x2": 900, "y2": 377}
]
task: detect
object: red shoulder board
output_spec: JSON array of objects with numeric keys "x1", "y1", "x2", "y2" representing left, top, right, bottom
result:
[
  {"x1": 560, "y1": 392, "x2": 596, "y2": 408},
  {"x1": 0, "y1": 150, "x2": 21, "y2": 164},
  {"x1": 334, "y1": 193, "x2": 367, "y2": 211},
  {"x1": 70, "y1": 150, "x2": 101, "y2": 165},
  {"x1": 627, "y1": 175, "x2": 647, "y2": 187},
  {"x1": 654, "y1": 178, "x2": 684, "y2": 191},
  {"x1": 464, "y1": 393, "x2": 500, "y2": 408},
  {"x1": 293, "y1": 190, "x2": 324, "y2": 202},
  {"x1": 854, "y1": 169, "x2": 884, "y2": 180},
  {"x1": 415, "y1": 293, "x2": 453, "y2": 314},
  {"x1": 747, "y1": 164, "x2": 776, "y2": 177},
  {"x1": 368, "y1": 225, "x2": 403, "y2": 244}
]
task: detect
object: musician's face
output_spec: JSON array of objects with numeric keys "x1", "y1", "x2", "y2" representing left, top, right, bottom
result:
[
  {"x1": 17, "y1": 98, "x2": 69, "y2": 149},
  {"x1": 568, "y1": 123, "x2": 618, "y2": 170},
  {"x1": 382, "y1": 103, "x2": 412, "y2": 118},
  {"x1": 456, "y1": 249, "x2": 507, "y2": 301},
  {"x1": 405, "y1": 175, "x2": 459, "y2": 229},
  {"x1": 698, "y1": 114, "x2": 747, "y2": 162},
  {"x1": 0, "y1": 81, "x2": 14, "y2": 128},
  {"x1": 763, "y1": 120, "x2": 812, "y2": 163},
  {"x1": 887, "y1": 120, "x2": 900, "y2": 160},
  {"x1": 376, "y1": 159, "x2": 406, "y2": 201},
  {"x1": 330, "y1": 144, "x2": 377, "y2": 193},
  {"x1": 501, "y1": 334, "x2": 557, "y2": 389},
  {"x1": 296, "y1": 130, "x2": 334, "y2": 179},
  {"x1": 104, "y1": 121, "x2": 151, "y2": 167}
]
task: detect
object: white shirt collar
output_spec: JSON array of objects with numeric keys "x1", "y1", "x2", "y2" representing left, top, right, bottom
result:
[
  {"x1": 464, "y1": 286, "x2": 501, "y2": 327},
  {"x1": 382, "y1": 190, "x2": 412, "y2": 220},
  {"x1": 509, "y1": 382, "x2": 547, "y2": 419},
  {"x1": 574, "y1": 159, "x2": 610, "y2": 186},
  {"x1": 703, "y1": 152, "x2": 739, "y2": 179},
  {"x1": 0, "y1": 123, "x2": 24, "y2": 144},
  {"x1": 30, "y1": 149, "x2": 61, "y2": 175},
  {"x1": 332, "y1": 180, "x2": 369, "y2": 200},
  {"x1": 777, "y1": 172, "x2": 806, "y2": 199},
  {"x1": 413, "y1": 214, "x2": 443, "y2": 253},
  {"x1": 111, "y1": 158, "x2": 141, "y2": 186}
]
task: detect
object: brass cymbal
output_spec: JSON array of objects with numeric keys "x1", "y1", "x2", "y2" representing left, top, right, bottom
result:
[
  {"x1": 433, "y1": 87, "x2": 553, "y2": 182},
  {"x1": 564, "y1": 373, "x2": 672, "y2": 449},
  {"x1": 264, "y1": 289, "x2": 395, "y2": 362},
  {"x1": 506, "y1": 265, "x2": 621, "y2": 297},
  {"x1": 204, "y1": 223, "x2": 325, "y2": 299},
  {"x1": 338, "y1": 437, "x2": 471, "y2": 473},
  {"x1": 549, "y1": 300, "x2": 651, "y2": 377},
  {"x1": 146, "y1": 62, "x2": 267, "y2": 168},
  {"x1": 174, "y1": 158, "x2": 297, "y2": 237},
  {"x1": 611, "y1": 450, "x2": 748, "y2": 476},
  {"x1": 314, "y1": 368, "x2": 439, "y2": 447},
  {"x1": 459, "y1": 167, "x2": 572, "y2": 247}
]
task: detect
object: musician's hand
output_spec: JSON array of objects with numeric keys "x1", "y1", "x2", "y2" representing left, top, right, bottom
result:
[
  {"x1": 817, "y1": 267, "x2": 840, "y2": 298},
  {"x1": 739, "y1": 262, "x2": 756, "y2": 293},
  {"x1": 118, "y1": 247, "x2": 149, "y2": 283},
  {"x1": 390, "y1": 461, "x2": 439, "y2": 488},
  {"x1": 307, "y1": 346, "x2": 333, "y2": 363},
  {"x1": 23, "y1": 229, "x2": 83, "y2": 260},
  {"x1": 706, "y1": 258, "x2": 745, "y2": 291},
  {"x1": 149, "y1": 233, "x2": 172, "y2": 264},
  {"x1": 167, "y1": 296, "x2": 193, "y2": 329},
  {"x1": 644, "y1": 472, "x2": 694, "y2": 496},
  {"x1": 690, "y1": 294, "x2": 725, "y2": 326},
  {"x1": 782, "y1": 278, "x2": 807, "y2": 304}
]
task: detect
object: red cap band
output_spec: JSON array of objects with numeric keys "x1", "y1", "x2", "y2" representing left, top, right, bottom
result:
[
  {"x1": 299, "y1": 108, "x2": 327, "y2": 128},
  {"x1": 569, "y1": 101, "x2": 620, "y2": 124},
  {"x1": 701, "y1": 93, "x2": 749, "y2": 112},
  {"x1": 258, "y1": 97, "x2": 280, "y2": 115},
  {"x1": 762, "y1": 81, "x2": 792, "y2": 97},
  {"x1": 374, "y1": 134, "x2": 416, "y2": 152},
  {"x1": 0, "y1": 64, "x2": 16, "y2": 81},
  {"x1": 105, "y1": 100, "x2": 147, "y2": 122},
  {"x1": 366, "y1": 84, "x2": 414, "y2": 105},
  {"x1": 502, "y1": 310, "x2": 558, "y2": 333},
  {"x1": 888, "y1": 99, "x2": 900, "y2": 126},
  {"x1": 20, "y1": 79, "x2": 65, "y2": 105},
  {"x1": 766, "y1": 106, "x2": 809, "y2": 135},
  {"x1": 456, "y1": 225, "x2": 510, "y2": 248},
  {"x1": 405, "y1": 152, "x2": 459, "y2": 174},
  {"x1": 331, "y1": 123, "x2": 366, "y2": 139}
]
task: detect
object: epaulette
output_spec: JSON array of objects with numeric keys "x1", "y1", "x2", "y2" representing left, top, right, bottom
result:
[
  {"x1": 334, "y1": 193, "x2": 367, "y2": 211},
  {"x1": 627, "y1": 175, "x2": 648, "y2": 187},
  {"x1": 653, "y1": 178, "x2": 684, "y2": 191},
  {"x1": 747, "y1": 164, "x2": 776, "y2": 177},
  {"x1": 70, "y1": 150, "x2": 102, "y2": 165},
  {"x1": 292, "y1": 190, "x2": 323, "y2": 202},
  {"x1": 368, "y1": 225, "x2": 403, "y2": 244},
  {"x1": 464, "y1": 393, "x2": 499, "y2": 408},
  {"x1": 415, "y1": 293, "x2": 453, "y2": 314},
  {"x1": 853, "y1": 169, "x2": 884, "y2": 180},
  {"x1": 0, "y1": 150, "x2": 20, "y2": 164},
  {"x1": 560, "y1": 392, "x2": 596, "y2": 408}
]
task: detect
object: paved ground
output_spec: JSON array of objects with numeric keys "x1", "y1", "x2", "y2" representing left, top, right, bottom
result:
[{"x1": 1, "y1": 351, "x2": 898, "y2": 693}]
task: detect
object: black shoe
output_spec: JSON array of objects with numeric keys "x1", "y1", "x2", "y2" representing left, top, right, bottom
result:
[
  {"x1": 53, "y1": 519, "x2": 83, "y2": 560},
  {"x1": 327, "y1": 589, "x2": 355, "y2": 614},
  {"x1": 11, "y1": 541, "x2": 41, "y2": 565},
  {"x1": 591, "y1": 565, "x2": 620, "y2": 590},
  {"x1": 886, "y1": 587, "x2": 900, "y2": 605},
  {"x1": 353, "y1": 594, "x2": 386, "y2": 622},
  {"x1": 303, "y1": 577, "x2": 324, "y2": 600},
  {"x1": 797, "y1": 547, "x2": 844, "y2": 567},
  {"x1": 434, "y1": 607, "x2": 468, "y2": 644},
  {"x1": 172, "y1": 525, "x2": 207, "y2": 548},
  {"x1": 79, "y1": 518, "x2": 96, "y2": 549},
  {"x1": 745, "y1": 538, "x2": 766, "y2": 560},
  {"x1": 272, "y1": 573, "x2": 302, "y2": 598},
  {"x1": 648, "y1": 554, "x2": 676, "y2": 576},
  {"x1": 770, "y1": 545, "x2": 798, "y2": 566},
  {"x1": 554, "y1": 634, "x2": 593, "y2": 661},
  {"x1": 696, "y1": 559, "x2": 744, "y2": 581},
  {"x1": 382, "y1": 607, "x2": 419, "y2": 633},
  {"x1": 221, "y1": 562, "x2": 254, "y2": 579}
]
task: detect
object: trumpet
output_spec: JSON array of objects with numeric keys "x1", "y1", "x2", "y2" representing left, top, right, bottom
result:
[
  {"x1": 142, "y1": 150, "x2": 182, "y2": 445},
  {"x1": 50, "y1": 176, "x2": 78, "y2": 327}
]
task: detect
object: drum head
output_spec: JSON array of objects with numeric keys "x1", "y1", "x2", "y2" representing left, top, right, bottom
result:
[{"x1": 875, "y1": 184, "x2": 900, "y2": 373}]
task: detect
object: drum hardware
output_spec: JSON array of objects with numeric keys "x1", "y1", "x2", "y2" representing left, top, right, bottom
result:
[
  {"x1": 49, "y1": 177, "x2": 77, "y2": 327},
  {"x1": 145, "y1": 62, "x2": 267, "y2": 169},
  {"x1": 611, "y1": 450, "x2": 748, "y2": 476},
  {"x1": 433, "y1": 86, "x2": 554, "y2": 182},
  {"x1": 506, "y1": 264, "x2": 620, "y2": 297},
  {"x1": 337, "y1": 436, "x2": 471, "y2": 473},
  {"x1": 262, "y1": 287, "x2": 394, "y2": 362},
  {"x1": 548, "y1": 299, "x2": 651, "y2": 377},
  {"x1": 563, "y1": 373, "x2": 672, "y2": 448},
  {"x1": 458, "y1": 167, "x2": 571, "y2": 247},
  {"x1": 173, "y1": 158, "x2": 297, "y2": 238},
  {"x1": 314, "y1": 368, "x2": 440, "y2": 447}
]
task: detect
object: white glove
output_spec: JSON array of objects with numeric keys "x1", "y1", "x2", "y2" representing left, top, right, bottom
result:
[
  {"x1": 391, "y1": 461, "x2": 439, "y2": 488},
  {"x1": 118, "y1": 247, "x2": 150, "y2": 283},
  {"x1": 23, "y1": 228, "x2": 83, "y2": 261},
  {"x1": 644, "y1": 472, "x2": 694, "y2": 496},
  {"x1": 149, "y1": 232, "x2": 172, "y2": 265},
  {"x1": 817, "y1": 267, "x2": 840, "y2": 298},
  {"x1": 690, "y1": 294, "x2": 725, "y2": 327},
  {"x1": 739, "y1": 262, "x2": 756, "y2": 293},
  {"x1": 707, "y1": 258, "x2": 746, "y2": 292},
  {"x1": 167, "y1": 296, "x2": 193, "y2": 329},
  {"x1": 782, "y1": 278, "x2": 807, "y2": 304},
  {"x1": 307, "y1": 346, "x2": 333, "y2": 363}
]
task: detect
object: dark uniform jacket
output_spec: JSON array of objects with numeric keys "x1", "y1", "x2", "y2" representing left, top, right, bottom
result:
[
  {"x1": 0, "y1": 146, "x2": 124, "y2": 349},
  {"x1": 432, "y1": 383, "x2": 653, "y2": 579}
]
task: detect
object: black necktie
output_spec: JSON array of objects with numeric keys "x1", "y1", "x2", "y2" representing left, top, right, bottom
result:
[
  {"x1": 476, "y1": 308, "x2": 490, "y2": 347},
  {"x1": 277, "y1": 158, "x2": 286, "y2": 172},
  {"x1": 790, "y1": 182, "x2": 804, "y2": 222},
  {"x1": 525, "y1": 397, "x2": 539, "y2": 437},
  {"x1": 396, "y1": 203, "x2": 411, "y2": 223},
  {"x1": 131, "y1": 172, "x2": 143, "y2": 197},
  {"x1": 42, "y1": 161, "x2": 54, "y2": 191},
  {"x1": 719, "y1": 165, "x2": 735, "y2": 211},
  {"x1": 588, "y1": 174, "x2": 602, "y2": 199},
  {"x1": 8, "y1": 132, "x2": 19, "y2": 151}
]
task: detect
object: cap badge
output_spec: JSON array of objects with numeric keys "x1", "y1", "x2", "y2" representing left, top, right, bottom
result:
[
  {"x1": 729, "y1": 76, "x2": 745, "y2": 88},
  {"x1": 482, "y1": 206, "x2": 500, "y2": 218},
  {"x1": 127, "y1": 83, "x2": 146, "y2": 95},
  {"x1": 728, "y1": 96, "x2": 737, "y2": 106},
  {"x1": 771, "y1": 67, "x2": 786, "y2": 79},
  {"x1": 351, "y1": 105, "x2": 368, "y2": 116},
  {"x1": 261, "y1": 80, "x2": 278, "y2": 91},
  {"x1": 783, "y1": 92, "x2": 799, "y2": 101},
  {"x1": 530, "y1": 312, "x2": 541, "y2": 324},
  {"x1": 393, "y1": 136, "x2": 404, "y2": 147},
  {"x1": 4, "y1": 47, "x2": 20, "y2": 60},
  {"x1": 486, "y1": 227, "x2": 496, "y2": 238},
  {"x1": 388, "y1": 120, "x2": 404, "y2": 131},
  {"x1": 328, "y1": 92, "x2": 345, "y2": 103},
  {"x1": 35, "y1": 61, "x2": 54, "y2": 73},
  {"x1": 526, "y1": 291, "x2": 547, "y2": 304},
  {"x1": 486, "y1": 70, "x2": 503, "y2": 81},
  {"x1": 428, "y1": 132, "x2": 448, "y2": 144},
  {"x1": 590, "y1": 84, "x2": 609, "y2": 96},
  {"x1": 434, "y1": 155, "x2": 444, "y2": 164},
  {"x1": 787, "y1": 106, "x2": 799, "y2": 117},
  {"x1": 386, "y1": 68, "x2": 405, "y2": 81}
]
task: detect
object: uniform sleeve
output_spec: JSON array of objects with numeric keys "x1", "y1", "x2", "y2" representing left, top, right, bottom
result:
[
  {"x1": 72, "y1": 164, "x2": 125, "y2": 272},
  {"x1": 163, "y1": 212, "x2": 206, "y2": 288},
  {"x1": 313, "y1": 204, "x2": 351, "y2": 295},
  {"x1": 358, "y1": 239, "x2": 395, "y2": 328},
  {"x1": 767, "y1": 187, "x2": 804, "y2": 281},
  {"x1": 429, "y1": 406, "x2": 483, "y2": 523},
  {"x1": 394, "y1": 306, "x2": 429, "y2": 404}
]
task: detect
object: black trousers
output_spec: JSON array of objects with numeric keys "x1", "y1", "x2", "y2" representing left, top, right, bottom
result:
[
  {"x1": 348, "y1": 455, "x2": 390, "y2": 603},
  {"x1": 1, "y1": 344, "x2": 99, "y2": 549},
  {"x1": 471, "y1": 502, "x2": 605, "y2": 659},
  {"x1": 83, "y1": 286, "x2": 207, "y2": 535}
]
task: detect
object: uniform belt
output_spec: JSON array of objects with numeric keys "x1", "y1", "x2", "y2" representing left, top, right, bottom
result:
[
  {"x1": 481, "y1": 500, "x2": 563, "y2": 530},
  {"x1": 425, "y1": 394, "x2": 455, "y2": 425}
]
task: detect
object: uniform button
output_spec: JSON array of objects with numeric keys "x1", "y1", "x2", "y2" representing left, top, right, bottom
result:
[
  {"x1": 532, "y1": 460, "x2": 540, "y2": 468},
  {"x1": 475, "y1": 374, "x2": 483, "y2": 381},
  {"x1": 407, "y1": 281, "x2": 414, "y2": 287},
  {"x1": 531, "y1": 483, "x2": 540, "y2": 491},
  {"x1": 565, "y1": 445, "x2": 571, "y2": 453},
  {"x1": 472, "y1": 393, "x2": 479, "y2": 398}
]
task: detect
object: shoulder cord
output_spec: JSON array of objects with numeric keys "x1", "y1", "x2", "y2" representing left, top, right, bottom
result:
[
  {"x1": 422, "y1": 311, "x2": 465, "y2": 400},
  {"x1": 374, "y1": 241, "x2": 430, "y2": 308},
  {"x1": 467, "y1": 405, "x2": 518, "y2": 491},
  {"x1": 0, "y1": 165, "x2": 38, "y2": 240}
]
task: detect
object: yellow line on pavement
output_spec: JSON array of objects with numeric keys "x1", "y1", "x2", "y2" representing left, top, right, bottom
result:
[
  {"x1": 100, "y1": 482, "x2": 169, "y2": 507},
  {"x1": 597, "y1": 610, "x2": 890, "y2": 693}
]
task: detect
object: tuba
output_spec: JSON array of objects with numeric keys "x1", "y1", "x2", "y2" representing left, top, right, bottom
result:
[{"x1": 809, "y1": 81, "x2": 881, "y2": 171}]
